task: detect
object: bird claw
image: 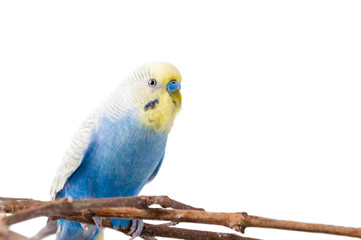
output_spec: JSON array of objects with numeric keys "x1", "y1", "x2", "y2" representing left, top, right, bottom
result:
[
  {"x1": 128, "y1": 219, "x2": 144, "y2": 239},
  {"x1": 92, "y1": 217, "x2": 103, "y2": 231},
  {"x1": 81, "y1": 223, "x2": 88, "y2": 230}
]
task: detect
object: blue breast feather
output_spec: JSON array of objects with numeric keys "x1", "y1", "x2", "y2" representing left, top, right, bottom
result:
[{"x1": 58, "y1": 113, "x2": 168, "y2": 238}]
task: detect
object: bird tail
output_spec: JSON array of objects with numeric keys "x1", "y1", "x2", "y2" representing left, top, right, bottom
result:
[
  {"x1": 32, "y1": 218, "x2": 104, "y2": 240},
  {"x1": 95, "y1": 231, "x2": 104, "y2": 240}
]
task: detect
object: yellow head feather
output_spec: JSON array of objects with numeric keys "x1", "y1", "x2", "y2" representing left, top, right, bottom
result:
[
  {"x1": 146, "y1": 62, "x2": 182, "y2": 86},
  {"x1": 136, "y1": 62, "x2": 182, "y2": 132}
]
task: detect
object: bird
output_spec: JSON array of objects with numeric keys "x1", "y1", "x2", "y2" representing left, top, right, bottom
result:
[{"x1": 49, "y1": 62, "x2": 182, "y2": 240}]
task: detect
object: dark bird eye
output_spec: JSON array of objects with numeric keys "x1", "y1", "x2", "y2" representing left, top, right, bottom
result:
[{"x1": 148, "y1": 78, "x2": 157, "y2": 87}]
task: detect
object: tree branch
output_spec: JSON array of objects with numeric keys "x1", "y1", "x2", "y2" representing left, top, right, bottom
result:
[
  {"x1": 0, "y1": 198, "x2": 44, "y2": 214},
  {"x1": 139, "y1": 195, "x2": 204, "y2": 211},
  {"x1": 55, "y1": 215, "x2": 256, "y2": 240},
  {"x1": 244, "y1": 214, "x2": 361, "y2": 238},
  {"x1": 1, "y1": 196, "x2": 147, "y2": 226},
  {"x1": 0, "y1": 221, "x2": 31, "y2": 240},
  {"x1": 1, "y1": 195, "x2": 361, "y2": 239},
  {"x1": 61, "y1": 207, "x2": 245, "y2": 232}
]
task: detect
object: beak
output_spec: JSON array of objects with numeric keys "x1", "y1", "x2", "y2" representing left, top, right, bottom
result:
[
  {"x1": 167, "y1": 80, "x2": 182, "y2": 106},
  {"x1": 167, "y1": 80, "x2": 181, "y2": 92}
]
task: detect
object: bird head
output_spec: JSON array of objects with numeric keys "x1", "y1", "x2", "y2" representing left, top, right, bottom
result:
[{"x1": 122, "y1": 62, "x2": 182, "y2": 132}]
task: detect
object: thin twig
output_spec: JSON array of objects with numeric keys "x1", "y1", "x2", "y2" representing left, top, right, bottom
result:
[
  {"x1": 0, "y1": 223, "x2": 32, "y2": 240},
  {"x1": 243, "y1": 214, "x2": 361, "y2": 238},
  {"x1": 142, "y1": 223, "x2": 257, "y2": 240},
  {"x1": 53, "y1": 215, "x2": 257, "y2": 240}
]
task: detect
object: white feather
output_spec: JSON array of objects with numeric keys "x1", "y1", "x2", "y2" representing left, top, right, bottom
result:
[
  {"x1": 49, "y1": 114, "x2": 99, "y2": 199},
  {"x1": 49, "y1": 84, "x2": 132, "y2": 199}
]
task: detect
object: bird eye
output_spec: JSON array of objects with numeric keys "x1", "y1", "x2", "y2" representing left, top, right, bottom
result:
[{"x1": 148, "y1": 78, "x2": 157, "y2": 87}]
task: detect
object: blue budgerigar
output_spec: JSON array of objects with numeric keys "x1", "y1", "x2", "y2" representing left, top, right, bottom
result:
[{"x1": 50, "y1": 62, "x2": 182, "y2": 239}]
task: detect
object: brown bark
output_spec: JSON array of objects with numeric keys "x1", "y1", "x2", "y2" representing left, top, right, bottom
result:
[
  {"x1": 2, "y1": 196, "x2": 147, "y2": 225},
  {"x1": 2, "y1": 195, "x2": 361, "y2": 239},
  {"x1": 54, "y1": 215, "x2": 257, "y2": 240}
]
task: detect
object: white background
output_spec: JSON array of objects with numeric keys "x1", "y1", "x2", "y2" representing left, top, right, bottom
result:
[{"x1": 1, "y1": 1, "x2": 361, "y2": 240}]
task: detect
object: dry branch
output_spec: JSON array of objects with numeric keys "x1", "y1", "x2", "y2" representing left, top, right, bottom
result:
[
  {"x1": 0, "y1": 198, "x2": 43, "y2": 214},
  {"x1": 55, "y1": 215, "x2": 255, "y2": 240},
  {"x1": 1, "y1": 196, "x2": 147, "y2": 226},
  {"x1": 139, "y1": 195, "x2": 204, "y2": 211},
  {"x1": 61, "y1": 207, "x2": 245, "y2": 232},
  {"x1": 0, "y1": 219, "x2": 31, "y2": 240},
  {"x1": 1, "y1": 195, "x2": 361, "y2": 240},
  {"x1": 245, "y1": 214, "x2": 361, "y2": 238}
]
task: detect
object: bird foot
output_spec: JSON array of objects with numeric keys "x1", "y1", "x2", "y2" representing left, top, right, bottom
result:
[
  {"x1": 92, "y1": 217, "x2": 103, "y2": 231},
  {"x1": 128, "y1": 219, "x2": 144, "y2": 239},
  {"x1": 81, "y1": 223, "x2": 89, "y2": 230}
]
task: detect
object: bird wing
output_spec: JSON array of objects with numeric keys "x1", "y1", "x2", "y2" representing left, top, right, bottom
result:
[
  {"x1": 49, "y1": 115, "x2": 99, "y2": 199},
  {"x1": 147, "y1": 152, "x2": 165, "y2": 183}
]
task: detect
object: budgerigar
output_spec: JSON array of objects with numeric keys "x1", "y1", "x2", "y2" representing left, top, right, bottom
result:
[{"x1": 50, "y1": 62, "x2": 182, "y2": 239}]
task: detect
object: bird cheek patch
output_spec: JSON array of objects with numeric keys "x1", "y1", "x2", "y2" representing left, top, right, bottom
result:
[{"x1": 144, "y1": 98, "x2": 159, "y2": 111}]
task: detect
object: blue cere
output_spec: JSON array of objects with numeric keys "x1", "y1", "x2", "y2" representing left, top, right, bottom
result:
[{"x1": 166, "y1": 80, "x2": 181, "y2": 92}]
